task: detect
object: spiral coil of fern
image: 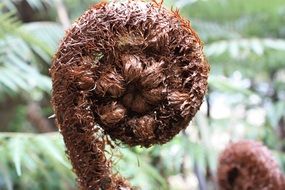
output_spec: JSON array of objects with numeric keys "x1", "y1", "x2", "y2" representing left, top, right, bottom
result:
[
  {"x1": 50, "y1": 1, "x2": 209, "y2": 189},
  {"x1": 217, "y1": 140, "x2": 285, "y2": 190}
]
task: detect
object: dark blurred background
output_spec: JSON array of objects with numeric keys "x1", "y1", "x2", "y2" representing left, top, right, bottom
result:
[{"x1": 0, "y1": 0, "x2": 284, "y2": 189}]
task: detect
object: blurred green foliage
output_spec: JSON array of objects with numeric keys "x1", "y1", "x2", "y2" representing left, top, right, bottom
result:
[{"x1": 0, "y1": 0, "x2": 284, "y2": 189}]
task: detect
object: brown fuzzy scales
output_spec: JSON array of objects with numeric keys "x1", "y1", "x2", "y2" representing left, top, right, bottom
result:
[
  {"x1": 50, "y1": 1, "x2": 209, "y2": 189},
  {"x1": 217, "y1": 140, "x2": 285, "y2": 190}
]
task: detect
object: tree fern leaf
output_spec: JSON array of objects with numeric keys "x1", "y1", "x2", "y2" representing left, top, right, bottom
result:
[
  {"x1": 9, "y1": 137, "x2": 25, "y2": 176},
  {"x1": 35, "y1": 136, "x2": 69, "y2": 168}
]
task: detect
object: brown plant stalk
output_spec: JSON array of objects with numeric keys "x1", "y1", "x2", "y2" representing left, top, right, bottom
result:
[
  {"x1": 50, "y1": 1, "x2": 209, "y2": 189},
  {"x1": 217, "y1": 140, "x2": 285, "y2": 190}
]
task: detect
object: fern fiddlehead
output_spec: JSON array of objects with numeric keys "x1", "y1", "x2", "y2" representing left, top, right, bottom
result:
[
  {"x1": 50, "y1": 1, "x2": 209, "y2": 189},
  {"x1": 218, "y1": 140, "x2": 285, "y2": 190}
]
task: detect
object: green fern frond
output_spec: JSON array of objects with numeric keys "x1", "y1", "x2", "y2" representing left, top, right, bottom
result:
[
  {"x1": 206, "y1": 38, "x2": 285, "y2": 58},
  {"x1": 0, "y1": 132, "x2": 75, "y2": 190},
  {"x1": 0, "y1": 11, "x2": 63, "y2": 96}
]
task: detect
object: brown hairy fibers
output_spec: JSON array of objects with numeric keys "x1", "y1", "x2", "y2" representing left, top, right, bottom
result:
[
  {"x1": 217, "y1": 140, "x2": 285, "y2": 190},
  {"x1": 50, "y1": 1, "x2": 209, "y2": 189}
]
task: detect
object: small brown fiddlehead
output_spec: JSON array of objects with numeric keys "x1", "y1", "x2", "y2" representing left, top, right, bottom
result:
[
  {"x1": 217, "y1": 140, "x2": 285, "y2": 190},
  {"x1": 50, "y1": 1, "x2": 209, "y2": 189}
]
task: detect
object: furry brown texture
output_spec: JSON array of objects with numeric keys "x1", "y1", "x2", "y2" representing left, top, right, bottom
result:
[
  {"x1": 217, "y1": 140, "x2": 285, "y2": 190},
  {"x1": 50, "y1": 1, "x2": 209, "y2": 189}
]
